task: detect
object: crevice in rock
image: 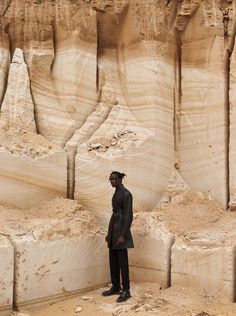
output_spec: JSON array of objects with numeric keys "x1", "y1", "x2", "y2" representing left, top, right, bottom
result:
[
  {"x1": 0, "y1": 25, "x2": 11, "y2": 110},
  {"x1": 167, "y1": 237, "x2": 175, "y2": 287},
  {"x1": 96, "y1": 64, "x2": 100, "y2": 93},
  {"x1": 50, "y1": 21, "x2": 57, "y2": 73},
  {"x1": 67, "y1": 148, "x2": 76, "y2": 200},
  {"x1": 223, "y1": 12, "x2": 236, "y2": 208},
  {"x1": 173, "y1": 28, "x2": 182, "y2": 170},
  {"x1": 4, "y1": 22, "x2": 15, "y2": 62},
  {"x1": 25, "y1": 55, "x2": 40, "y2": 135},
  {"x1": 0, "y1": 55, "x2": 10, "y2": 110},
  {"x1": 116, "y1": 3, "x2": 130, "y2": 107},
  {"x1": 2, "y1": 0, "x2": 12, "y2": 17},
  {"x1": 233, "y1": 244, "x2": 236, "y2": 303},
  {"x1": 28, "y1": 83, "x2": 39, "y2": 134},
  {"x1": 65, "y1": 100, "x2": 116, "y2": 199},
  {"x1": 11, "y1": 238, "x2": 17, "y2": 311},
  {"x1": 0, "y1": 2, "x2": 11, "y2": 107}
]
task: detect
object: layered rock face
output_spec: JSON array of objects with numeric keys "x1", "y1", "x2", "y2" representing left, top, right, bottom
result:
[
  {"x1": 0, "y1": 198, "x2": 109, "y2": 308},
  {"x1": 0, "y1": 0, "x2": 235, "y2": 213},
  {"x1": 1, "y1": 0, "x2": 236, "y2": 311}
]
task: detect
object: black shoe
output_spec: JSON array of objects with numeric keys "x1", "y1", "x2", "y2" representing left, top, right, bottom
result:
[
  {"x1": 116, "y1": 290, "x2": 131, "y2": 303},
  {"x1": 102, "y1": 286, "x2": 121, "y2": 296}
]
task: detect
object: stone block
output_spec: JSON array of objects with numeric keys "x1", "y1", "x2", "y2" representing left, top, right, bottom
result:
[
  {"x1": 0, "y1": 236, "x2": 14, "y2": 313},
  {"x1": 129, "y1": 213, "x2": 174, "y2": 288},
  {"x1": 13, "y1": 234, "x2": 109, "y2": 307},
  {"x1": 172, "y1": 238, "x2": 236, "y2": 301}
]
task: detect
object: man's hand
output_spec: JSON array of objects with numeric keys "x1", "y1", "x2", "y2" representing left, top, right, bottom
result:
[{"x1": 116, "y1": 236, "x2": 125, "y2": 245}]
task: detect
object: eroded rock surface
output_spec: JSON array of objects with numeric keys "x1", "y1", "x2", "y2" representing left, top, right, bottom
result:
[
  {"x1": 0, "y1": 0, "x2": 235, "y2": 212},
  {"x1": 172, "y1": 213, "x2": 236, "y2": 301},
  {"x1": 0, "y1": 236, "x2": 14, "y2": 314},
  {"x1": 0, "y1": 198, "x2": 109, "y2": 307},
  {"x1": 0, "y1": 48, "x2": 36, "y2": 132},
  {"x1": 130, "y1": 212, "x2": 174, "y2": 288},
  {"x1": 0, "y1": 0, "x2": 236, "y2": 311},
  {"x1": 0, "y1": 136, "x2": 66, "y2": 209}
]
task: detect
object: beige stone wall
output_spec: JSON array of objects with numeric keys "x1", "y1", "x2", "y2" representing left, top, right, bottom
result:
[
  {"x1": 1, "y1": 1, "x2": 236, "y2": 308},
  {"x1": 0, "y1": 0, "x2": 235, "y2": 213}
]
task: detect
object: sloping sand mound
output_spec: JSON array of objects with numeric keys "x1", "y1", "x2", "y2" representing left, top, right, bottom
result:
[
  {"x1": 0, "y1": 127, "x2": 62, "y2": 159},
  {"x1": 0, "y1": 197, "x2": 104, "y2": 239},
  {"x1": 153, "y1": 189, "x2": 224, "y2": 236}
]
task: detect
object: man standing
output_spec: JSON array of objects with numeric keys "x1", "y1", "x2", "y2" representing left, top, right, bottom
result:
[{"x1": 102, "y1": 171, "x2": 134, "y2": 303}]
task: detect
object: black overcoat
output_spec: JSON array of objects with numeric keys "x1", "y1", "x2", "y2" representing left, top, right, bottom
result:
[{"x1": 107, "y1": 184, "x2": 134, "y2": 249}]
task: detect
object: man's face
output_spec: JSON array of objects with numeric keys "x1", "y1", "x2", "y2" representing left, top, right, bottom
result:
[{"x1": 109, "y1": 174, "x2": 121, "y2": 187}]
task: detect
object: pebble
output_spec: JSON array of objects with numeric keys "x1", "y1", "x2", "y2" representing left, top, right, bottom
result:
[
  {"x1": 81, "y1": 295, "x2": 91, "y2": 300},
  {"x1": 74, "y1": 305, "x2": 83, "y2": 313}
]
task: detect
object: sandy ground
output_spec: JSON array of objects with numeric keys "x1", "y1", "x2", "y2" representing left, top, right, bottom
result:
[{"x1": 16, "y1": 282, "x2": 236, "y2": 316}]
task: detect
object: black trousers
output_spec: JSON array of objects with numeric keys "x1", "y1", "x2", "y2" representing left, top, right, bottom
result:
[{"x1": 109, "y1": 249, "x2": 130, "y2": 291}]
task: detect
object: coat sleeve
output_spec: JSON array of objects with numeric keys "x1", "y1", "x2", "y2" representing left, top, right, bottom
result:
[{"x1": 121, "y1": 192, "x2": 133, "y2": 237}]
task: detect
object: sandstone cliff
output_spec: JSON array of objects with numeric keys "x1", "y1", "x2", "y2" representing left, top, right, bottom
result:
[{"x1": 0, "y1": 0, "x2": 235, "y2": 215}]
